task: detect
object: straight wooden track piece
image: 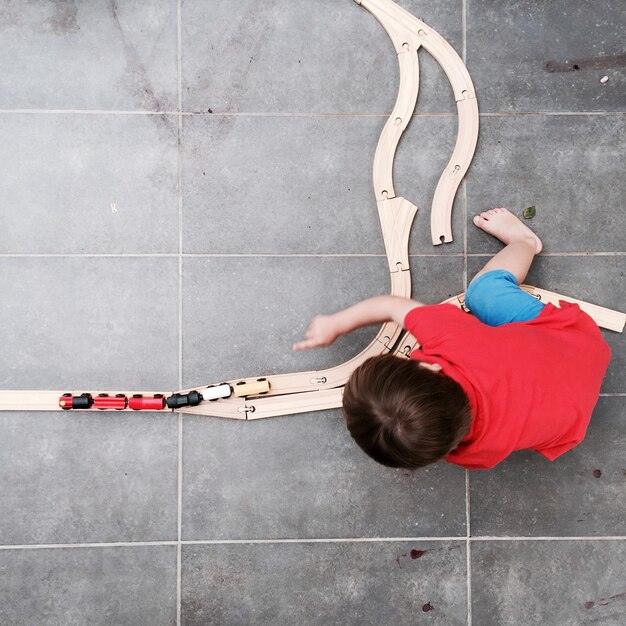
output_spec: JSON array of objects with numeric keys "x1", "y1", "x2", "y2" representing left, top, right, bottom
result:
[
  {"x1": 245, "y1": 388, "x2": 344, "y2": 419},
  {"x1": 184, "y1": 388, "x2": 346, "y2": 420},
  {"x1": 525, "y1": 287, "x2": 625, "y2": 332},
  {"x1": 440, "y1": 287, "x2": 626, "y2": 333},
  {"x1": 0, "y1": 390, "x2": 173, "y2": 413}
]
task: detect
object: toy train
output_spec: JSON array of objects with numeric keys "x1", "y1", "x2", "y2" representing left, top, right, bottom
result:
[{"x1": 58, "y1": 379, "x2": 270, "y2": 411}]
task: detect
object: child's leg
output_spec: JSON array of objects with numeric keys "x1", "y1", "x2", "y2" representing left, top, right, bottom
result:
[
  {"x1": 470, "y1": 208, "x2": 542, "y2": 284},
  {"x1": 465, "y1": 208, "x2": 543, "y2": 326}
]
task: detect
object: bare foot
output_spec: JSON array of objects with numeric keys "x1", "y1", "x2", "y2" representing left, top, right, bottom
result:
[{"x1": 473, "y1": 208, "x2": 542, "y2": 253}]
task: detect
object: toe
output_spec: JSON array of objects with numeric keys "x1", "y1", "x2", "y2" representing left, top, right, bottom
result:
[
  {"x1": 473, "y1": 215, "x2": 485, "y2": 227},
  {"x1": 480, "y1": 211, "x2": 492, "y2": 220}
]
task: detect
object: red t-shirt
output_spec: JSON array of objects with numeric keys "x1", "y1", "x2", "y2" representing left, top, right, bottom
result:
[{"x1": 404, "y1": 302, "x2": 611, "y2": 469}]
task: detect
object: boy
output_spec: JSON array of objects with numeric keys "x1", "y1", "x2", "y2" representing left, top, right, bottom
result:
[{"x1": 293, "y1": 208, "x2": 611, "y2": 470}]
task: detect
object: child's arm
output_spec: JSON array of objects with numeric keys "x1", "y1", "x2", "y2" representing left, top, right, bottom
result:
[{"x1": 293, "y1": 295, "x2": 424, "y2": 351}]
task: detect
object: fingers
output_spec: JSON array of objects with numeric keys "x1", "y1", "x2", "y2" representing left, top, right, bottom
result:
[
  {"x1": 293, "y1": 338, "x2": 320, "y2": 351},
  {"x1": 295, "y1": 329, "x2": 316, "y2": 349},
  {"x1": 295, "y1": 318, "x2": 321, "y2": 350},
  {"x1": 294, "y1": 316, "x2": 334, "y2": 351}
]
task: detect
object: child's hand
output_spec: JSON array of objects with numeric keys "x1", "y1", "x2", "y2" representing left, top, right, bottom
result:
[{"x1": 293, "y1": 315, "x2": 340, "y2": 351}]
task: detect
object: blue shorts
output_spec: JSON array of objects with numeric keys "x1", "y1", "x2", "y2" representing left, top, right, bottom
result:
[{"x1": 465, "y1": 269, "x2": 544, "y2": 327}]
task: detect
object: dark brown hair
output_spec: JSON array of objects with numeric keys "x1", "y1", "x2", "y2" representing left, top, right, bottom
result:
[{"x1": 343, "y1": 354, "x2": 472, "y2": 469}]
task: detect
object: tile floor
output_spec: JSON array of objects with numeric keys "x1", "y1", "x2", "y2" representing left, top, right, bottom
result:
[{"x1": 0, "y1": 1, "x2": 624, "y2": 624}]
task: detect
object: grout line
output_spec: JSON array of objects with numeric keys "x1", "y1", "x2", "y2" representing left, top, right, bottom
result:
[
  {"x1": 177, "y1": 145, "x2": 183, "y2": 366},
  {"x1": 466, "y1": 547, "x2": 472, "y2": 626},
  {"x1": 1, "y1": 536, "x2": 625, "y2": 551},
  {"x1": 0, "y1": 109, "x2": 623, "y2": 117},
  {"x1": 467, "y1": 252, "x2": 626, "y2": 257},
  {"x1": 462, "y1": 165, "x2": 469, "y2": 569},
  {"x1": 480, "y1": 111, "x2": 626, "y2": 117},
  {"x1": 0, "y1": 253, "x2": 461, "y2": 259},
  {"x1": 0, "y1": 539, "x2": 463, "y2": 552},
  {"x1": 462, "y1": 181, "x2": 468, "y2": 290},
  {"x1": 182, "y1": 111, "x2": 456, "y2": 118},
  {"x1": 192, "y1": 252, "x2": 465, "y2": 258},
  {"x1": 470, "y1": 536, "x2": 626, "y2": 541},
  {"x1": 600, "y1": 393, "x2": 626, "y2": 397},
  {"x1": 465, "y1": 470, "x2": 472, "y2": 626},
  {"x1": 462, "y1": 0, "x2": 467, "y2": 64},
  {"x1": 0, "y1": 109, "x2": 447, "y2": 118},
  {"x1": 2, "y1": 252, "x2": 623, "y2": 259},
  {"x1": 177, "y1": 413, "x2": 183, "y2": 625},
  {"x1": 177, "y1": 2, "x2": 182, "y2": 116},
  {"x1": 462, "y1": 165, "x2": 470, "y2": 626},
  {"x1": 182, "y1": 537, "x2": 467, "y2": 545},
  {"x1": 0, "y1": 109, "x2": 179, "y2": 115},
  {"x1": 176, "y1": 1, "x2": 183, "y2": 624},
  {"x1": 0, "y1": 254, "x2": 181, "y2": 258},
  {"x1": 0, "y1": 541, "x2": 179, "y2": 550}
]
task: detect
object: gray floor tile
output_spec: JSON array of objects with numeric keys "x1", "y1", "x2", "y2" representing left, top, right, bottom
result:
[
  {"x1": 469, "y1": 398, "x2": 626, "y2": 537},
  {"x1": 468, "y1": 255, "x2": 625, "y2": 393},
  {"x1": 0, "y1": 412, "x2": 177, "y2": 544},
  {"x1": 182, "y1": 256, "x2": 464, "y2": 385},
  {"x1": 0, "y1": 1, "x2": 177, "y2": 111},
  {"x1": 0, "y1": 113, "x2": 178, "y2": 254},
  {"x1": 182, "y1": 411, "x2": 466, "y2": 540},
  {"x1": 466, "y1": 115, "x2": 626, "y2": 254},
  {"x1": 182, "y1": 0, "x2": 460, "y2": 114},
  {"x1": 0, "y1": 546, "x2": 177, "y2": 626},
  {"x1": 181, "y1": 541, "x2": 467, "y2": 625},
  {"x1": 472, "y1": 540, "x2": 626, "y2": 625},
  {"x1": 182, "y1": 114, "x2": 462, "y2": 254},
  {"x1": 467, "y1": 1, "x2": 626, "y2": 112},
  {"x1": 0, "y1": 257, "x2": 179, "y2": 389}
]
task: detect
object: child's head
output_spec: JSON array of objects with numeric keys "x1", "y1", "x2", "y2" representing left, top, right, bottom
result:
[{"x1": 343, "y1": 354, "x2": 471, "y2": 468}]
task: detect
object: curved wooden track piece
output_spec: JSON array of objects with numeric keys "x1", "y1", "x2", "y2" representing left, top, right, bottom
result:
[{"x1": 356, "y1": 0, "x2": 479, "y2": 245}]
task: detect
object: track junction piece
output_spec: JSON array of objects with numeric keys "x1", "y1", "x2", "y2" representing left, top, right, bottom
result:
[{"x1": 0, "y1": 0, "x2": 623, "y2": 418}]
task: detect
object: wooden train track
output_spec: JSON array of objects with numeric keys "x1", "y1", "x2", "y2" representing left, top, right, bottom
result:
[{"x1": 1, "y1": 0, "x2": 623, "y2": 418}]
